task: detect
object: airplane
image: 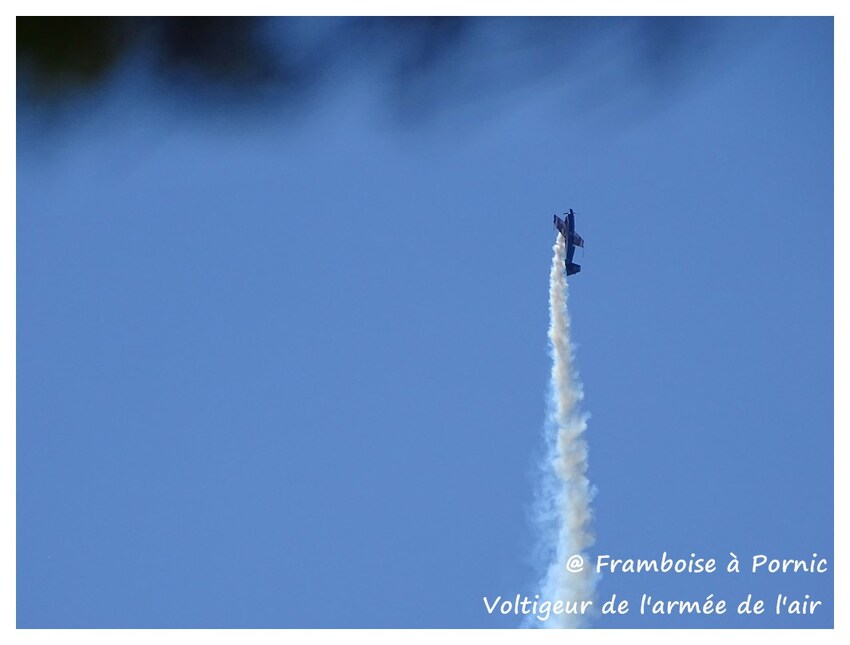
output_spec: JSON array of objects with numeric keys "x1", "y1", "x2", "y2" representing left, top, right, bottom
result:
[{"x1": 553, "y1": 209, "x2": 584, "y2": 276}]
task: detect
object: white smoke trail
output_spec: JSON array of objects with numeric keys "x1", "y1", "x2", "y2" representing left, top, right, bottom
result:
[{"x1": 532, "y1": 234, "x2": 596, "y2": 628}]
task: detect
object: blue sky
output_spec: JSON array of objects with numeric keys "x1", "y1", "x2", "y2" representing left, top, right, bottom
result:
[{"x1": 17, "y1": 17, "x2": 833, "y2": 628}]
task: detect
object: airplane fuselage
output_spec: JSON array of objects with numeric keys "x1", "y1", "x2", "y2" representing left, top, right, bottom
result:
[{"x1": 553, "y1": 209, "x2": 583, "y2": 276}]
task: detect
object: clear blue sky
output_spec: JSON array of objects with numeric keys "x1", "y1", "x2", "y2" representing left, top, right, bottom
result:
[{"x1": 17, "y1": 17, "x2": 833, "y2": 628}]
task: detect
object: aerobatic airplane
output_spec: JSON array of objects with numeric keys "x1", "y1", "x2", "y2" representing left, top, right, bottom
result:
[{"x1": 553, "y1": 209, "x2": 584, "y2": 276}]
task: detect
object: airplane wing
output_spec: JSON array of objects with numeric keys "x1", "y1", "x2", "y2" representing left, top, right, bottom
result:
[
  {"x1": 553, "y1": 214, "x2": 568, "y2": 238},
  {"x1": 573, "y1": 233, "x2": 584, "y2": 248}
]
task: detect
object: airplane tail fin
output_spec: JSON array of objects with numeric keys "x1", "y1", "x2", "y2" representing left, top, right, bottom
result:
[{"x1": 566, "y1": 262, "x2": 581, "y2": 276}]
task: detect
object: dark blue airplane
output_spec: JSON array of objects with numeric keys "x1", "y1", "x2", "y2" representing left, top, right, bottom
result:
[{"x1": 553, "y1": 209, "x2": 585, "y2": 276}]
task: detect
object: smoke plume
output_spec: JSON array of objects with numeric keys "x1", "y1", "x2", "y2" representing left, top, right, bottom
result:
[{"x1": 532, "y1": 234, "x2": 596, "y2": 628}]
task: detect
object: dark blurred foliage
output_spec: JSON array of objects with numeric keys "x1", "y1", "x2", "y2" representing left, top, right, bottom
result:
[
  {"x1": 17, "y1": 17, "x2": 130, "y2": 93},
  {"x1": 17, "y1": 16, "x2": 759, "y2": 118},
  {"x1": 17, "y1": 17, "x2": 280, "y2": 95}
]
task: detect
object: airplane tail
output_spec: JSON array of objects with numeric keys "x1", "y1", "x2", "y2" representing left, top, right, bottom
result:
[{"x1": 566, "y1": 262, "x2": 581, "y2": 276}]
